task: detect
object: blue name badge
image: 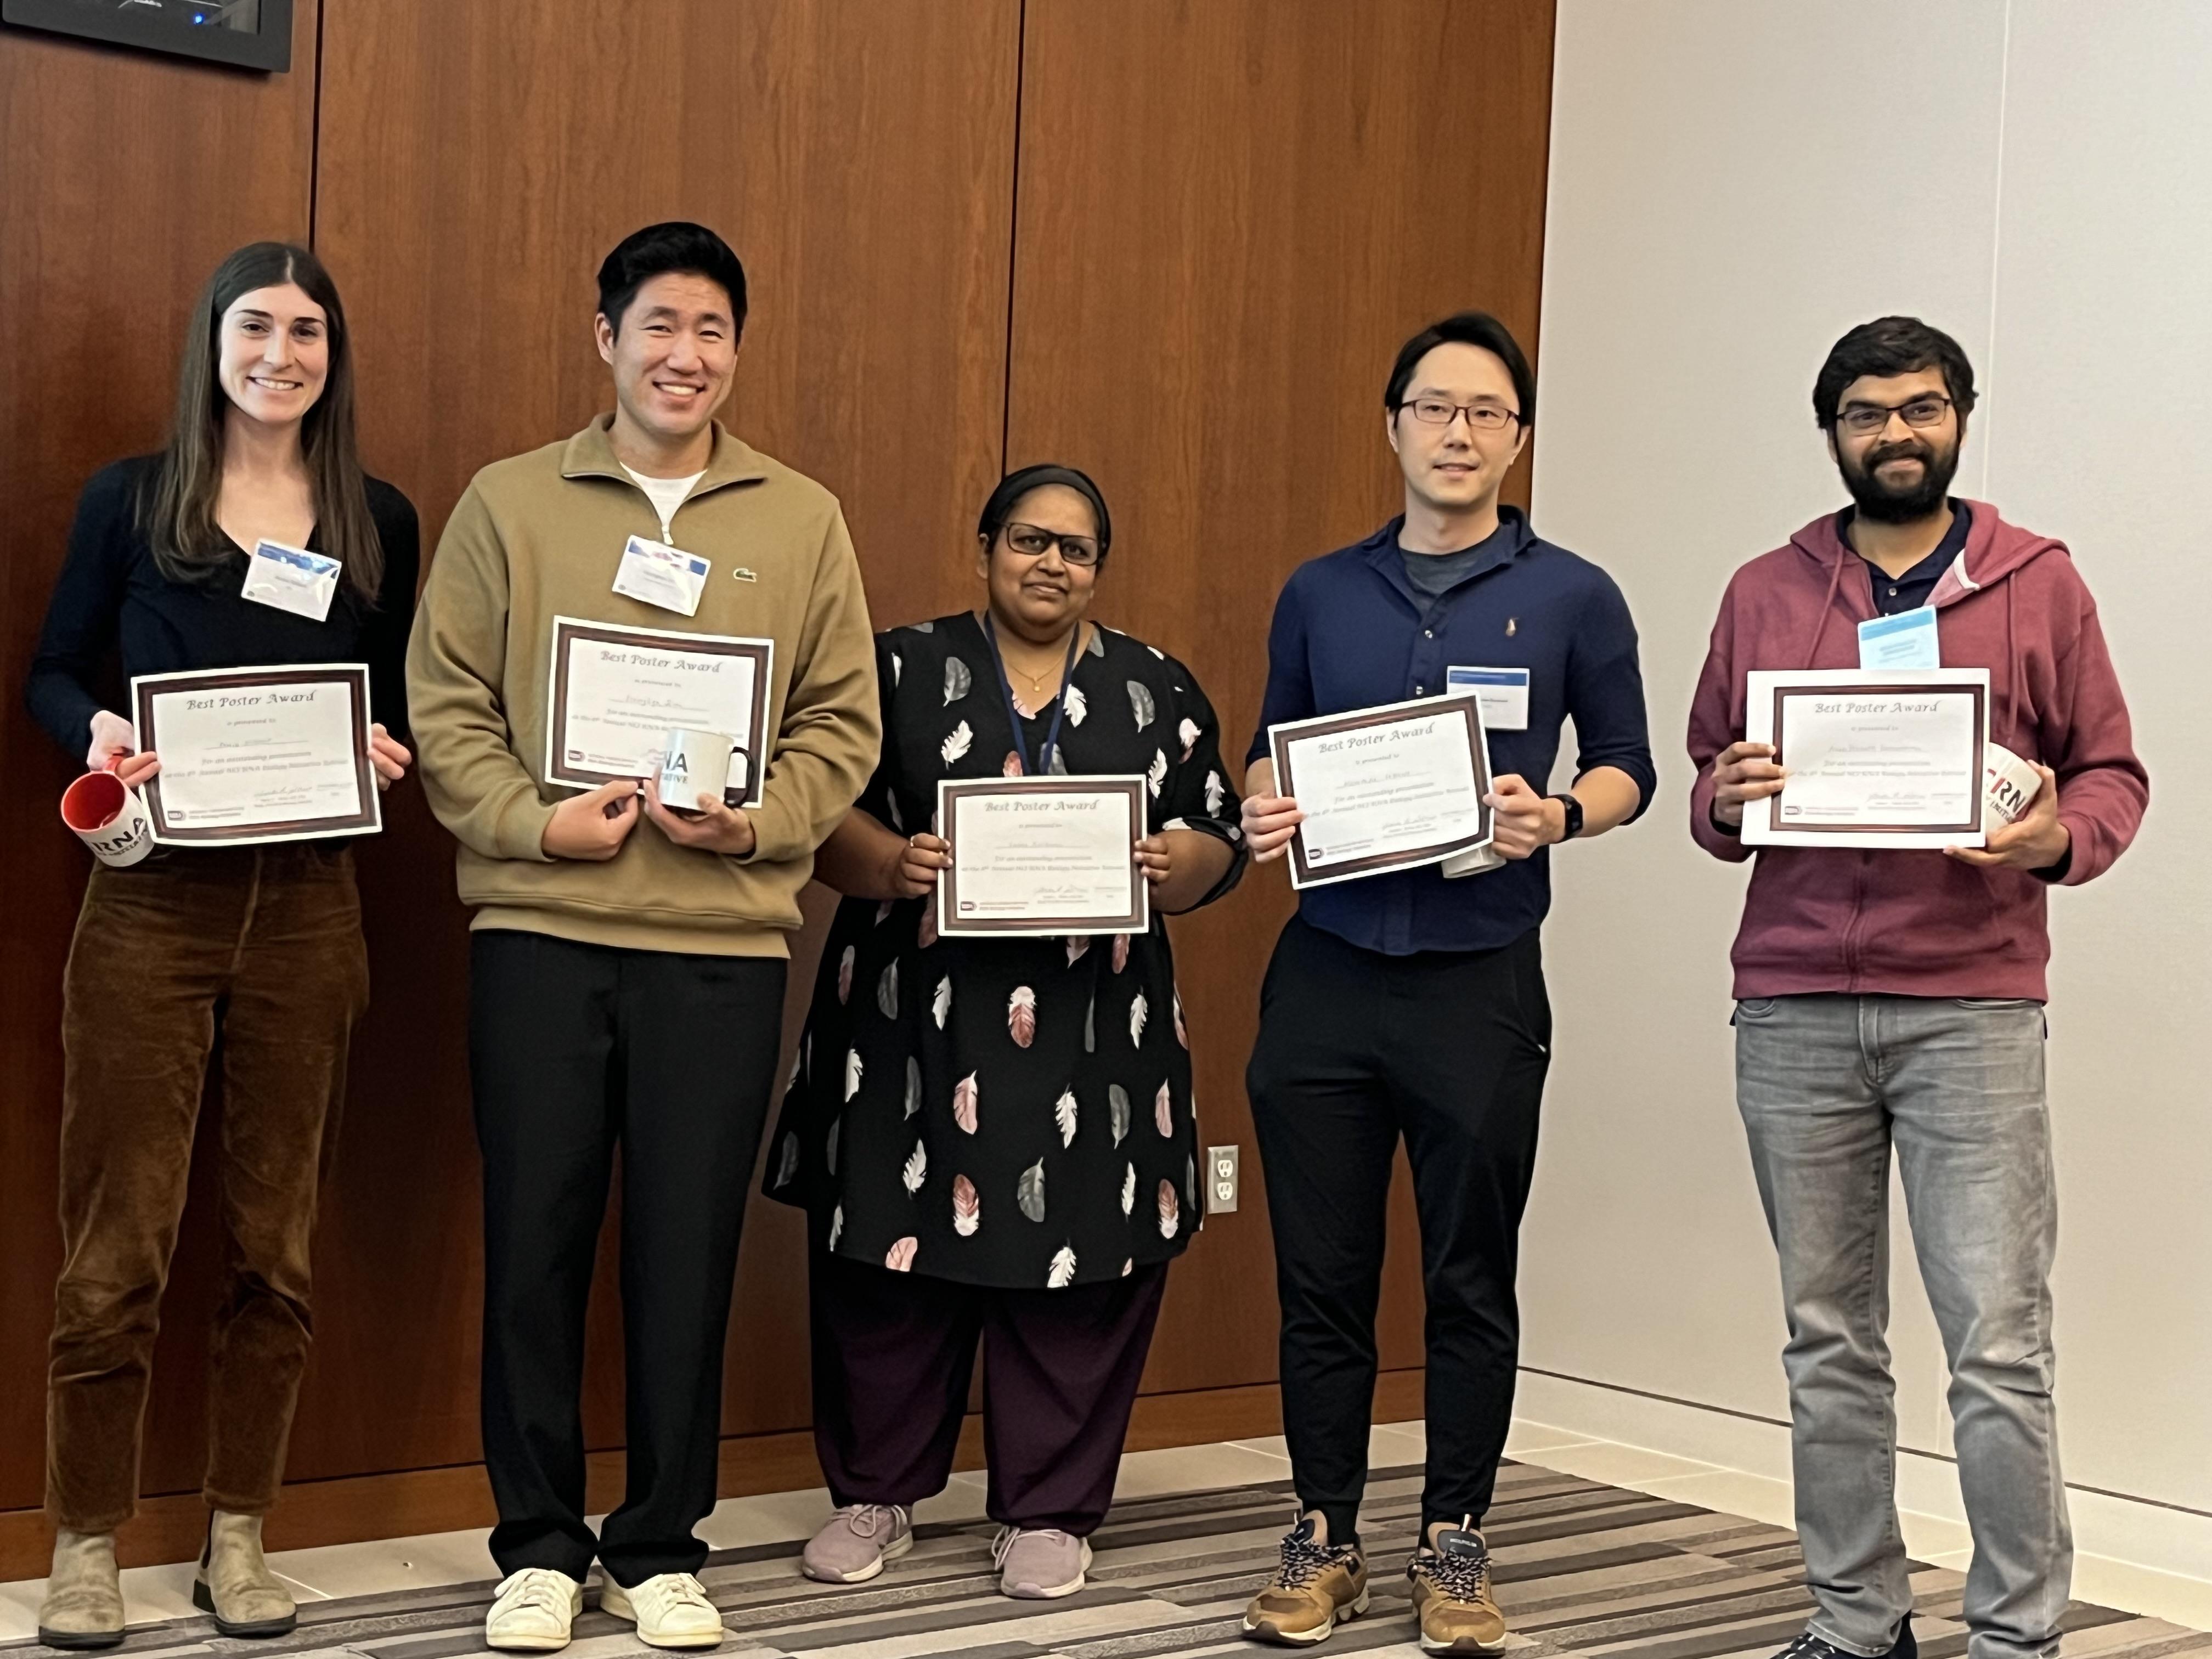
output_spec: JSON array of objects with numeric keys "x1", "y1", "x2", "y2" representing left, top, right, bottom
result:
[
  {"x1": 1446, "y1": 665, "x2": 1530, "y2": 731},
  {"x1": 1857, "y1": 607, "x2": 1940, "y2": 671}
]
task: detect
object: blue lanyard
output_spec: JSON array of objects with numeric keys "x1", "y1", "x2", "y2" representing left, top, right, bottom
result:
[{"x1": 982, "y1": 614, "x2": 1081, "y2": 777}]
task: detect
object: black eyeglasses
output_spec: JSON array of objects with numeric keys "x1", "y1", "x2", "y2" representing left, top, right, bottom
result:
[
  {"x1": 1396, "y1": 398, "x2": 1521, "y2": 431},
  {"x1": 1002, "y1": 522, "x2": 1103, "y2": 566},
  {"x1": 1836, "y1": 394, "x2": 1953, "y2": 436}
]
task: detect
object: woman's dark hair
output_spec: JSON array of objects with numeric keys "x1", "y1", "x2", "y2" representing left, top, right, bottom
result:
[
  {"x1": 1384, "y1": 311, "x2": 1536, "y2": 427},
  {"x1": 597, "y1": 222, "x2": 748, "y2": 340},
  {"x1": 1813, "y1": 317, "x2": 1978, "y2": 431},
  {"x1": 143, "y1": 241, "x2": 382, "y2": 599},
  {"x1": 977, "y1": 465, "x2": 1113, "y2": 561}
]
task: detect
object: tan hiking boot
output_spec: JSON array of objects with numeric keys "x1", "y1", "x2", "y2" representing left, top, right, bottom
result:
[
  {"x1": 38, "y1": 1530, "x2": 125, "y2": 1650},
  {"x1": 1242, "y1": 1511, "x2": 1368, "y2": 1646},
  {"x1": 1406, "y1": 1517, "x2": 1507, "y2": 1655}
]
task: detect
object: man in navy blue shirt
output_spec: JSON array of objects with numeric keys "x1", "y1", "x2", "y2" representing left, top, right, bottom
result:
[{"x1": 1236, "y1": 313, "x2": 1654, "y2": 1655}]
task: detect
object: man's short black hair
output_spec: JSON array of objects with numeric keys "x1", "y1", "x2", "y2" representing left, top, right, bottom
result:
[
  {"x1": 1813, "y1": 316, "x2": 1977, "y2": 431},
  {"x1": 596, "y1": 222, "x2": 748, "y2": 339},
  {"x1": 1384, "y1": 311, "x2": 1536, "y2": 427}
]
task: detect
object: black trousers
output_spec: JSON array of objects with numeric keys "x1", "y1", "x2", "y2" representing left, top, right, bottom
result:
[
  {"x1": 470, "y1": 929, "x2": 787, "y2": 1585},
  {"x1": 809, "y1": 1251, "x2": 1167, "y2": 1535},
  {"x1": 1246, "y1": 915, "x2": 1549, "y2": 1543}
]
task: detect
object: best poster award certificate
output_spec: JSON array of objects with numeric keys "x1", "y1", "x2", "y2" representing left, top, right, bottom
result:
[
  {"x1": 1742, "y1": 668, "x2": 1990, "y2": 849},
  {"x1": 545, "y1": 617, "x2": 774, "y2": 806},
  {"x1": 1268, "y1": 692, "x2": 1493, "y2": 889},
  {"x1": 132, "y1": 664, "x2": 380, "y2": 844},
  {"x1": 936, "y1": 776, "x2": 1150, "y2": 938}
]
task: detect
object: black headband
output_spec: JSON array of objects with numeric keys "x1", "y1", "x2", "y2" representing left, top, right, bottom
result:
[{"x1": 977, "y1": 464, "x2": 1112, "y2": 558}]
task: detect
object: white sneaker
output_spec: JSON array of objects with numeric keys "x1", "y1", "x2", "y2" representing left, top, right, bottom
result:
[
  {"x1": 600, "y1": 1572, "x2": 726, "y2": 1649},
  {"x1": 484, "y1": 1568, "x2": 583, "y2": 1652}
]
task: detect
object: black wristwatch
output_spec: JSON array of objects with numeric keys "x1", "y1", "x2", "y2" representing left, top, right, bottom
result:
[{"x1": 1547, "y1": 793, "x2": 1584, "y2": 843}]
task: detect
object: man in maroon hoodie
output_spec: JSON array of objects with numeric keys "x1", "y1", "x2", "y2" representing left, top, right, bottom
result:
[{"x1": 1688, "y1": 317, "x2": 2146, "y2": 1659}]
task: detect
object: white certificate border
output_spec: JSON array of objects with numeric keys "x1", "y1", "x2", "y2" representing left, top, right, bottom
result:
[
  {"x1": 132, "y1": 663, "x2": 382, "y2": 845},
  {"x1": 1269, "y1": 692, "x2": 1494, "y2": 890},
  {"x1": 935, "y1": 775, "x2": 1151, "y2": 938},
  {"x1": 544, "y1": 616, "x2": 775, "y2": 805},
  {"x1": 1742, "y1": 668, "x2": 1990, "y2": 850}
]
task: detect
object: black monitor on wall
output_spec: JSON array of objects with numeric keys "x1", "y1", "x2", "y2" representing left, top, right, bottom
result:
[{"x1": 2, "y1": 0, "x2": 291, "y2": 72}]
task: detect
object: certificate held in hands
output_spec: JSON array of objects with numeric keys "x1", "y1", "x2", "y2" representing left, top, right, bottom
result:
[
  {"x1": 1268, "y1": 692, "x2": 1493, "y2": 889},
  {"x1": 937, "y1": 777, "x2": 1149, "y2": 938},
  {"x1": 1743, "y1": 668, "x2": 1990, "y2": 849},
  {"x1": 132, "y1": 664, "x2": 380, "y2": 845},
  {"x1": 546, "y1": 617, "x2": 774, "y2": 807}
]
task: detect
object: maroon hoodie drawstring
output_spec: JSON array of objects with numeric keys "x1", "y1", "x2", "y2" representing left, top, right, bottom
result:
[{"x1": 1803, "y1": 547, "x2": 1848, "y2": 664}]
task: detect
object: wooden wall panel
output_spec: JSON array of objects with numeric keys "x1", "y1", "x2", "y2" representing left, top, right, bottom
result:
[
  {"x1": 1003, "y1": 0, "x2": 1558, "y2": 1393},
  {"x1": 300, "y1": 0, "x2": 1020, "y2": 1481},
  {"x1": 0, "y1": 9, "x2": 322, "y2": 1517}
]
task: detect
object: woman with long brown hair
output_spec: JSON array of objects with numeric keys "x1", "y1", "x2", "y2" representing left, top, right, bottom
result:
[{"x1": 24, "y1": 242, "x2": 417, "y2": 1647}]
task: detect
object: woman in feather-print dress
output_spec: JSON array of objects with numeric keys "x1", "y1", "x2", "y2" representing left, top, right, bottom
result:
[{"x1": 764, "y1": 465, "x2": 1244, "y2": 1598}]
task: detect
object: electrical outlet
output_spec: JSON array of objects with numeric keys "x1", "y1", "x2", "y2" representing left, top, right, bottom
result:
[{"x1": 1207, "y1": 1144, "x2": 1239, "y2": 1212}]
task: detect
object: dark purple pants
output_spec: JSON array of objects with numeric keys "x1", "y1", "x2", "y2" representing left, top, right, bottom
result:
[{"x1": 810, "y1": 1251, "x2": 1168, "y2": 1536}]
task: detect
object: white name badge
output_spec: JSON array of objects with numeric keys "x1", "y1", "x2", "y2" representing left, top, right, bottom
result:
[
  {"x1": 240, "y1": 539, "x2": 341, "y2": 622},
  {"x1": 1447, "y1": 665, "x2": 1530, "y2": 732},
  {"x1": 612, "y1": 534, "x2": 711, "y2": 618},
  {"x1": 1858, "y1": 607, "x2": 1940, "y2": 671}
]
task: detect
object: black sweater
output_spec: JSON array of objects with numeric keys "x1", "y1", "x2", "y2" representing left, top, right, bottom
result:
[{"x1": 26, "y1": 455, "x2": 420, "y2": 759}]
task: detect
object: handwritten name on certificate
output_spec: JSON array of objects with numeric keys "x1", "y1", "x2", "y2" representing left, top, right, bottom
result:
[
  {"x1": 132, "y1": 664, "x2": 379, "y2": 845},
  {"x1": 1743, "y1": 668, "x2": 1990, "y2": 849},
  {"x1": 1269, "y1": 693, "x2": 1493, "y2": 889},
  {"x1": 938, "y1": 777, "x2": 1149, "y2": 937},
  {"x1": 545, "y1": 617, "x2": 774, "y2": 804}
]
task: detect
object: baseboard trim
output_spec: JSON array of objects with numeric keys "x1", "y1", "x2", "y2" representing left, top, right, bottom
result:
[
  {"x1": 1511, "y1": 1367, "x2": 2212, "y2": 1626},
  {"x1": 0, "y1": 1370, "x2": 1424, "y2": 1582}
]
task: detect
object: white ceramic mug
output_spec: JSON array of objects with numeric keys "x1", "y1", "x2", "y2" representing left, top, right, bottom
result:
[
  {"x1": 60, "y1": 766, "x2": 155, "y2": 868},
  {"x1": 658, "y1": 727, "x2": 750, "y2": 813},
  {"x1": 1984, "y1": 740, "x2": 2042, "y2": 826}
]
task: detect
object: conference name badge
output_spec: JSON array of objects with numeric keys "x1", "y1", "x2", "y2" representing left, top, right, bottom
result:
[
  {"x1": 1857, "y1": 607, "x2": 1940, "y2": 672},
  {"x1": 1446, "y1": 665, "x2": 1530, "y2": 732},
  {"x1": 240, "y1": 539, "x2": 341, "y2": 622},
  {"x1": 612, "y1": 534, "x2": 711, "y2": 618}
]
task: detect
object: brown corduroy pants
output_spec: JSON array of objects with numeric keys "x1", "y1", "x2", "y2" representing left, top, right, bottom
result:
[{"x1": 46, "y1": 845, "x2": 369, "y2": 1532}]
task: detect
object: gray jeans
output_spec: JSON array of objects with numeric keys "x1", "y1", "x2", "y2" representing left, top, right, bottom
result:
[{"x1": 1735, "y1": 993, "x2": 2068, "y2": 1659}]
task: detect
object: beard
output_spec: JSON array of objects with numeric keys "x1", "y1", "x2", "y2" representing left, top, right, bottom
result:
[{"x1": 1838, "y1": 431, "x2": 1961, "y2": 523}]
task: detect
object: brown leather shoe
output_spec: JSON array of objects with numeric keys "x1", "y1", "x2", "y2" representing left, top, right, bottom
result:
[
  {"x1": 1242, "y1": 1512, "x2": 1369, "y2": 1646},
  {"x1": 1406, "y1": 1519, "x2": 1507, "y2": 1655}
]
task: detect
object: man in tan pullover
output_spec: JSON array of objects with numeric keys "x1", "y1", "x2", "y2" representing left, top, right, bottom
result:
[{"x1": 407, "y1": 223, "x2": 877, "y2": 1652}]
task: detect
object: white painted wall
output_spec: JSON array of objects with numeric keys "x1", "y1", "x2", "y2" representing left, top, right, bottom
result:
[{"x1": 1525, "y1": 0, "x2": 2210, "y2": 1600}]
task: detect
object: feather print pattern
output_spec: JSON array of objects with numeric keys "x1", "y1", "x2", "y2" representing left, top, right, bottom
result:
[
  {"x1": 1087, "y1": 628, "x2": 1106, "y2": 658},
  {"x1": 1205, "y1": 770, "x2": 1225, "y2": 817},
  {"x1": 940, "y1": 720, "x2": 973, "y2": 765},
  {"x1": 890, "y1": 651, "x2": 902, "y2": 687},
  {"x1": 1018, "y1": 1159, "x2": 1047, "y2": 1222},
  {"x1": 885, "y1": 1237, "x2": 917, "y2": 1272},
  {"x1": 1084, "y1": 996, "x2": 1096, "y2": 1053},
  {"x1": 901, "y1": 1141, "x2": 928, "y2": 1194},
  {"x1": 952, "y1": 1175, "x2": 979, "y2": 1236},
  {"x1": 1178, "y1": 715, "x2": 1201, "y2": 760},
  {"x1": 1066, "y1": 935, "x2": 1089, "y2": 967},
  {"x1": 1047, "y1": 1244, "x2": 1077, "y2": 1289},
  {"x1": 1064, "y1": 684, "x2": 1088, "y2": 726},
  {"x1": 844, "y1": 1048, "x2": 863, "y2": 1101},
  {"x1": 903, "y1": 1057, "x2": 921, "y2": 1119},
  {"x1": 1111, "y1": 933, "x2": 1129, "y2": 974},
  {"x1": 1055, "y1": 1087, "x2": 1079, "y2": 1148},
  {"x1": 1121, "y1": 1163, "x2": 1137, "y2": 1215},
  {"x1": 1155, "y1": 1081, "x2": 1173, "y2": 1137},
  {"x1": 837, "y1": 945, "x2": 854, "y2": 1004},
  {"x1": 943, "y1": 656, "x2": 972, "y2": 705},
  {"x1": 1048, "y1": 747, "x2": 1070, "y2": 775},
  {"x1": 876, "y1": 960, "x2": 899, "y2": 1019},
  {"x1": 1002, "y1": 750, "x2": 1023, "y2": 777},
  {"x1": 825, "y1": 1116, "x2": 840, "y2": 1175},
  {"x1": 875, "y1": 900, "x2": 893, "y2": 927},
  {"x1": 1127, "y1": 680, "x2": 1156, "y2": 731},
  {"x1": 1008, "y1": 985, "x2": 1037, "y2": 1048},
  {"x1": 828, "y1": 1204, "x2": 842, "y2": 1249},
  {"x1": 772, "y1": 1131, "x2": 799, "y2": 1190},
  {"x1": 1146, "y1": 748, "x2": 1168, "y2": 799},
  {"x1": 953, "y1": 1071, "x2": 979, "y2": 1134},
  {"x1": 1158, "y1": 1180, "x2": 1180, "y2": 1239},
  {"x1": 1109, "y1": 1084, "x2": 1131, "y2": 1146},
  {"x1": 933, "y1": 976, "x2": 952, "y2": 1028},
  {"x1": 1130, "y1": 991, "x2": 1148, "y2": 1046},
  {"x1": 886, "y1": 792, "x2": 904, "y2": 831},
  {"x1": 1173, "y1": 989, "x2": 1188, "y2": 1048}
]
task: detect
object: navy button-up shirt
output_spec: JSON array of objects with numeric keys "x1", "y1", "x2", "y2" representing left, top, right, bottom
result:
[{"x1": 1247, "y1": 509, "x2": 1655, "y2": 956}]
